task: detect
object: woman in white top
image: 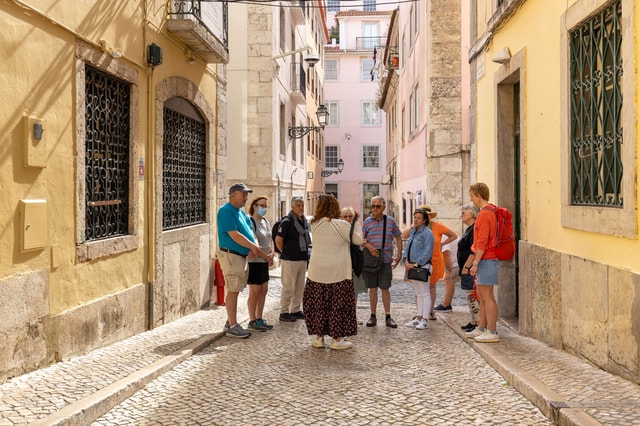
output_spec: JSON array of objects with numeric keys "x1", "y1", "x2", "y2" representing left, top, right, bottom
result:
[{"x1": 303, "y1": 195, "x2": 363, "y2": 350}]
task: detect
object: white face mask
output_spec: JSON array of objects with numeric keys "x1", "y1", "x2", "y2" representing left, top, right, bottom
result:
[{"x1": 257, "y1": 207, "x2": 267, "y2": 216}]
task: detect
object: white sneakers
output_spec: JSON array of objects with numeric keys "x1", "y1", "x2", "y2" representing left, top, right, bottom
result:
[
  {"x1": 415, "y1": 319, "x2": 429, "y2": 330},
  {"x1": 405, "y1": 319, "x2": 420, "y2": 327},
  {"x1": 465, "y1": 328, "x2": 484, "y2": 339},
  {"x1": 465, "y1": 328, "x2": 500, "y2": 342},
  {"x1": 311, "y1": 336, "x2": 325, "y2": 348},
  {"x1": 330, "y1": 339, "x2": 353, "y2": 350},
  {"x1": 474, "y1": 331, "x2": 500, "y2": 343}
]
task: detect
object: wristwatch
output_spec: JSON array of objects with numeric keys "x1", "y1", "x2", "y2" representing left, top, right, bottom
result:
[{"x1": 414, "y1": 263, "x2": 419, "y2": 268}]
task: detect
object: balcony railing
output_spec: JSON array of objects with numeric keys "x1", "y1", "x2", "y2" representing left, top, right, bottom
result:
[
  {"x1": 356, "y1": 36, "x2": 386, "y2": 50},
  {"x1": 167, "y1": 1, "x2": 229, "y2": 64}
]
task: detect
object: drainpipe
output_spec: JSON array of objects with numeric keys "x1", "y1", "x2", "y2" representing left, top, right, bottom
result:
[{"x1": 143, "y1": 1, "x2": 156, "y2": 330}]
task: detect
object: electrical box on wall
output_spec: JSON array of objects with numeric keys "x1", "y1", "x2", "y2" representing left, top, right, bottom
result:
[
  {"x1": 23, "y1": 116, "x2": 47, "y2": 168},
  {"x1": 19, "y1": 199, "x2": 47, "y2": 252}
]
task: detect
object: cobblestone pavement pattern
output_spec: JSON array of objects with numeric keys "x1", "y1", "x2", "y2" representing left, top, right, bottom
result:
[{"x1": 0, "y1": 267, "x2": 638, "y2": 425}]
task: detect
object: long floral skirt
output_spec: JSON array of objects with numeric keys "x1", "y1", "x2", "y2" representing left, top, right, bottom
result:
[{"x1": 303, "y1": 278, "x2": 357, "y2": 339}]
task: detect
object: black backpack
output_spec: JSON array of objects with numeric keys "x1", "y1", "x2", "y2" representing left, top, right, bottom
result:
[{"x1": 271, "y1": 217, "x2": 289, "y2": 254}]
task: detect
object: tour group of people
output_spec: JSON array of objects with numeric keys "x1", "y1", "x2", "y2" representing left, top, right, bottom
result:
[{"x1": 216, "y1": 181, "x2": 501, "y2": 349}]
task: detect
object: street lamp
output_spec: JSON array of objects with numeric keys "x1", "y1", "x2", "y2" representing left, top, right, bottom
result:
[
  {"x1": 288, "y1": 104, "x2": 330, "y2": 139},
  {"x1": 321, "y1": 158, "x2": 344, "y2": 177}
]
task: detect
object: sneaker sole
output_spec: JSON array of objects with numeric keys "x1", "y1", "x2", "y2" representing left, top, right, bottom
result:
[
  {"x1": 330, "y1": 344, "x2": 352, "y2": 350},
  {"x1": 475, "y1": 336, "x2": 500, "y2": 343},
  {"x1": 225, "y1": 332, "x2": 250, "y2": 338}
]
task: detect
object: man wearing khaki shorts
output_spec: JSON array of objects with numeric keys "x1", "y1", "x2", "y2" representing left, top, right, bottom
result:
[{"x1": 217, "y1": 183, "x2": 271, "y2": 338}]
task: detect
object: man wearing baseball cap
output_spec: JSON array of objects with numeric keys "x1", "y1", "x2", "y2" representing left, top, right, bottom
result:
[{"x1": 217, "y1": 182, "x2": 272, "y2": 338}]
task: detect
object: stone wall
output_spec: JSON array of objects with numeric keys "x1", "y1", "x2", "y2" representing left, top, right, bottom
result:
[
  {"x1": 519, "y1": 241, "x2": 640, "y2": 384},
  {"x1": 0, "y1": 269, "x2": 146, "y2": 383}
]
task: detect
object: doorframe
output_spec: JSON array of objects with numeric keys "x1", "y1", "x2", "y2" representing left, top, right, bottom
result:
[{"x1": 494, "y1": 49, "x2": 526, "y2": 318}]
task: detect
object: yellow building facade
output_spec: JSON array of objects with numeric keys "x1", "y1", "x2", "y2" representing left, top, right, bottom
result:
[
  {"x1": 471, "y1": 0, "x2": 639, "y2": 383},
  {"x1": 0, "y1": 0, "x2": 228, "y2": 381}
]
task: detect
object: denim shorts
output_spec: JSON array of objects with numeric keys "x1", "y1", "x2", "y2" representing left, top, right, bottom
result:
[{"x1": 476, "y1": 259, "x2": 500, "y2": 285}]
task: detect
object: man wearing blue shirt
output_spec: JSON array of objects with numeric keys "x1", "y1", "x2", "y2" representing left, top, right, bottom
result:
[{"x1": 217, "y1": 183, "x2": 271, "y2": 338}]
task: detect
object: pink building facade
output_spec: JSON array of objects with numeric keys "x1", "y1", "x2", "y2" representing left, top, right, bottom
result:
[{"x1": 323, "y1": 5, "x2": 395, "y2": 217}]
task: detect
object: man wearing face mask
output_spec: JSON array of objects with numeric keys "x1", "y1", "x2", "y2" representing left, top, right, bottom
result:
[{"x1": 247, "y1": 196, "x2": 275, "y2": 332}]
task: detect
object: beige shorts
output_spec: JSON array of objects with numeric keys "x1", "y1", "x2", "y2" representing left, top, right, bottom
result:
[
  {"x1": 217, "y1": 250, "x2": 248, "y2": 293},
  {"x1": 447, "y1": 266, "x2": 460, "y2": 283}
]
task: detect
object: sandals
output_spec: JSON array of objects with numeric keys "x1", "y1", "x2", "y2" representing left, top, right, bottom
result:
[{"x1": 429, "y1": 313, "x2": 437, "y2": 321}]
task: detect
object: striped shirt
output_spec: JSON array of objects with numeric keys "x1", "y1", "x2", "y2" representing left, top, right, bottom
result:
[{"x1": 362, "y1": 214, "x2": 401, "y2": 264}]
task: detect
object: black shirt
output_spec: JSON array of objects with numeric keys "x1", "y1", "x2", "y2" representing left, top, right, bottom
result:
[{"x1": 276, "y1": 212, "x2": 310, "y2": 261}]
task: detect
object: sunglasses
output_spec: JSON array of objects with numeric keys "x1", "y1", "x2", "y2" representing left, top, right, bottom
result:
[{"x1": 371, "y1": 205, "x2": 383, "y2": 208}]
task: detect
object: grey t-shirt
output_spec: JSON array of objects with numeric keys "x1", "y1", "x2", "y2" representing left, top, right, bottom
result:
[{"x1": 249, "y1": 217, "x2": 271, "y2": 263}]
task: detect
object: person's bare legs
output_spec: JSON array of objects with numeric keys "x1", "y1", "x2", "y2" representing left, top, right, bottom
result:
[
  {"x1": 369, "y1": 287, "x2": 378, "y2": 314},
  {"x1": 381, "y1": 288, "x2": 391, "y2": 315},
  {"x1": 225, "y1": 291, "x2": 239, "y2": 326},
  {"x1": 443, "y1": 278, "x2": 455, "y2": 307},
  {"x1": 477, "y1": 284, "x2": 497, "y2": 331}
]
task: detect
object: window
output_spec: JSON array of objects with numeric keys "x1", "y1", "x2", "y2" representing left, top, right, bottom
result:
[
  {"x1": 327, "y1": 0, "x2": 340, "y2": 12},
  {"x1": 362, "y1": 184, "x2": 380, "y2": 216},
  {"x1": 362, "y1": 145, "x2": 380, "y2": 169},
  {"x1": 569, "y1": 0, "x2": 622, "y2": 207},
  {"x1": 361, "y1": 58, "x2": 378, "y2": 81},
  {"x1": 280, "y1": 103, "x2": 286, "y2": 156},
  {"x1": 325, "y1": 183, "x2": 338, "y2": 198},
  {"x1": 409, "y1": 85, "x2": 419, "y2": 131},
  {"x1": 279, "y1": 7, "x2": 286, "y2": 51},
  {"x1": 363, "y1": 22, "x2": 379, "y2": 49},
  {"x1": 324, "y1": 145, "x2": 339, "y2": 168},
  {"x1": 401, "y1": 106, "x2": 406, "y2": 145},
  {"x1": 76, "y1": 41, "x2": 141, "y2": 262},
  {"x1": 363, "y1": 0, "x2": 376, "y2": 12},
  {"x1": 560, "y1": 0, "x2": 635, "y2": 237},
  {"x1": 325, "y1": 59, "x2": 338, "y2": 80},
  {"x1": 162, "y1": 98, "x2": 206, "y2": 230},
  {"x1": 84, "y1": 65, "x2": 131, "y2": 241},
  {"x1": 361, "y1": 101, "x2": 380, "y2": 126},
  {"x1": 326, "y1": 101, "x2": 339, "y2": 126}
]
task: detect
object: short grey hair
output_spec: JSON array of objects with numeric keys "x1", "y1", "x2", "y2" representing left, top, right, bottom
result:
[
  {"x1": 291, "y1": 196, "x2": 304, "y2": 206},
  {"x1": 461, "y1": 202, "x2": 480, "y2": 218},
  {"x1": 371, "y1": 195, "x2": 386, "y2": 206}
]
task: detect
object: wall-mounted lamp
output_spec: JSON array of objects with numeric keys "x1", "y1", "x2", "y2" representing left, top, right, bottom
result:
[
  {"x1": 321, "y1": 158, "x2": 344, "y2": 177},
  {"x1": 307, "y1": 171, "x2": 314, "y2": 180},
  {"x1": 185, "y1": 49, "x2": 196, "y2": 64},
  {"x1": 98, "y1": 39, "x2": 122, "y2": 59},
  {"x1": 147, "y1": 43, "x2": 163, "y2": 66},
  {"x1": 288, "y1": 104, "x2": 330, "y2": 139},
  {"x1": 492, "y1": 47, "x2": 511, "y2": 64},
  {"x1": 33, "y1": 123, "x2": 44, "y2": 140},
  {"x1": 345, "y1": 133, "x2": 352, "y2": 140}
]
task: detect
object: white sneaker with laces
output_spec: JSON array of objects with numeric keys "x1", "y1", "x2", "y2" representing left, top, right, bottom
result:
[
  {"x1": 465, "y1": 328, "x2": 484, "y2": 339},
  {"x1": 330, "y1": 339, "x2": 353, "y2": 350},
  {"x1": 415, "y1": 319, "x2": 429, "y2": 330},
  {"x1": 474, "y1": 331, "x2": 500, "y2": 343},
  {"x1": 311, "y1": 336, "x2": 325, "y2": 348},
  {"x1": 405, "y1": 319, "x2": 420, "y2": 328}
]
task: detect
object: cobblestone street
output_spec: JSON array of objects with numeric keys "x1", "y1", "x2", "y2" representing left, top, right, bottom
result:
[
  {"x1": 94, "y1": 274, "x2": 552, "y2": 425},
  {"x1": 3, "y1": 268, "x2": 639, "y2": 426}
]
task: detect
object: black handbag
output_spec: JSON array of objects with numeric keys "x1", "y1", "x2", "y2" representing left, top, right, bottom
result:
[
  {"x1": 407, "y1": 266, "x2": 430, "y2": 282},
  {"x1": 406, "y1": 235, "x2": 431, "y2": 282},
  {"x1": 362, "y1": 215, "x2": 387, "y2": 273},
  {"x1": 349, "y1": 220, "x2": 364, "y2": 277}
]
